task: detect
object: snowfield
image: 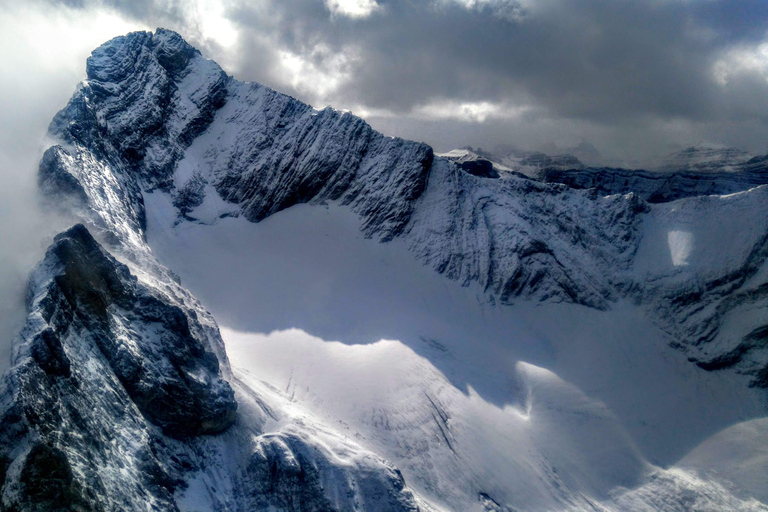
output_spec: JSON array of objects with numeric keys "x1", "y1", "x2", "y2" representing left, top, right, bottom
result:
[{"x1": 146, "y1": 194, "x2": 767, "y2": 511}]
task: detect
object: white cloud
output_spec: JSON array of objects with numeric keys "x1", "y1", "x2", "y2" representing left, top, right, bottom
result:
[
  {"x1": 436, "y1": 0, "x2": 529, "y2": 22},
  {"x1": 411, "y1": 100, "x2": 532, "y2": 123},
  {"x1": 276, "y1": 44, "x2": 361, "y2": 100},
  {"x1": 325, "y1": 0, "x2": 381, "y2": 18},
  {"x1": 191, "y1": 0, "x2": 240, "y2": 48},
  {"x1": 712, "y1": 41, "x2": 768, "y2": 86}
]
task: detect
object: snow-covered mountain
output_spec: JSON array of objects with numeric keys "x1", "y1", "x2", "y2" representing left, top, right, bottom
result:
[
  {"x1": 439, "y1": 145, "x2": 768, "y2": 203},
  {"x1": 2, "y1": 28, "x2": 768, "y2": 511},
  {"x1": 657, "y1": 145, "x2": 756, "y2": 173},
  {"x1": 438, "y1": 147, "x2": 586, "y2": 179}
]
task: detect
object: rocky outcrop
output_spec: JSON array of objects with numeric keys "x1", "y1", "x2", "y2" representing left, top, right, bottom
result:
[
  {"x1": 539, "y1": 165, "x2": 768, "y2": 203},
  {"x1": 0, "y1": 224, "x2": 235, "y2": 509},
  {"x1": 239, "y1": 430, "x2": 421, "y2": 512},
  {"x1": 42, "y1": 224, "x2": 237, "y2": 437},
  {"x1": 0, "y1": 225, "x2": 426, "y2": 511}
]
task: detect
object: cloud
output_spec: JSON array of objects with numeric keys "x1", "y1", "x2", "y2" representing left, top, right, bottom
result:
[
  {"x1": 201, "y1": 0, "x2": 768, "y2": 162},
  {"x1": 411, "y1": 100, "x2": 534, "y2": 123},
  {"x1": 0, "y1": 1, "x2": 143, "y2": 372},
  {"x1": 325, "y1": 0, "x2": 381, "y2": 18},
  {"x1": 4, "y1": 0, "x2": 768, "y2": 162}
]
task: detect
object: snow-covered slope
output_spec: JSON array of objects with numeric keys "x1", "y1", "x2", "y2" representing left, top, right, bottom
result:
[
  {"x1": 2, "y1": 28, "x2": 767, "y2": 510},
  {"x1": 143, "y1": 196, "x2": 767, "y2": 511},
  {"x1": 0, "y1": 224, "x2": 430, "y2": 511}
]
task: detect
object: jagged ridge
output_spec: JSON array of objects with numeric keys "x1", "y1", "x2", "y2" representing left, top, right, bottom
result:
[
  {"x1": 37, "y1": 29, "x2": 768, "y2": 384},
  {"x1": 0, "y1": 224, "x2": 427, "y2": 511}
]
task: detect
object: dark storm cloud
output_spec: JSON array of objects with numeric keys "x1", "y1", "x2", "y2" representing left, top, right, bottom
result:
[
  {"x1": 24, "y1": 0, "x2": 768, "y2": 161},
  {"x1": 218, "y1": 0, "x2": 764, "y2": 120},
  {"x1": 236, "y1": 0, "x2": 768, "y2": 160}
]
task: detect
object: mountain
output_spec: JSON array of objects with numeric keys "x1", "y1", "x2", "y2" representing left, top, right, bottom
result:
[
  {"x1": 438, "y1": 147, "x2": 586, "y2": 179},
  {"x1": 1, "y1": 28, "x2": 767, "y2": 510},
  {"x1": 439, "y1": 145, "x2": 768, "y2": 203},
  {"x1": 657, "y1": 145, "x2": 756, "y2": 173}
]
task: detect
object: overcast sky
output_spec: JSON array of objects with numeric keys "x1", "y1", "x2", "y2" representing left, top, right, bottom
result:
[{"x1": 3, "y1": 0, "x2": 768, "y2": 166}]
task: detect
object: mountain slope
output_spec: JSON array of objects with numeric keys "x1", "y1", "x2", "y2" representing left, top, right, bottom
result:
[
  {"x1": 1, "y1": 27, "x2": 765, "y2": 511},
  {"x1": 0, "y1": 225, "x2": 429, "y2": 511},
  {"x1": 145, "y1": 197, "x2": 767, "y2": 511}
]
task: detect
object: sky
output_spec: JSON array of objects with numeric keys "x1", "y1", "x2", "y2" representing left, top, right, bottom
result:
[{"x1": 2, "y1": 0, "x2": 768, "y2": 166}]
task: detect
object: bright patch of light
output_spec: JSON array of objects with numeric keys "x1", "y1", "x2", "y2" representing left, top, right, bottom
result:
[
  {"x1": 412, "y1": 100, "x2": 531, "y2": 123},
  {"x1": 192, "y1": 0, "x2": 238, "y2": 48},
  {"x1": 712, "y1": 42, "x2": 768, "y2": 86},
  {"x1": 667, "y1": 230, "x2": 694, "y2": 267},
  {"x1": 436, "y1": 0, "x2": 529, "y2": 22},
  {"x1": 325, "y1": 0, "x2": 382, "y2": 18},
  {"x1": 277, "y1": 45, "x2": 360, "y2": 100},
  {"x1": 0, "y1": 4, "x2": 141, "y2": 76}
]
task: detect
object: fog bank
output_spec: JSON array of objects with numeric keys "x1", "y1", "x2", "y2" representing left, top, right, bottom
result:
[{"x1": 0, "y1": 4, "x2": 141, "y2": 372}]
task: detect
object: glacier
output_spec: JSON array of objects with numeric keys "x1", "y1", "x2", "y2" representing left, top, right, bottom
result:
[{"x1": 0, "y1": 27, "x2": 767, "y2": 511}]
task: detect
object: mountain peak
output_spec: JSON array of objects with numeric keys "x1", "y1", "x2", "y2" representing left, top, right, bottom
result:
[
  {"x1": 85, "y1": 28, "x2": 198, "y2": 82},
  {"x1": 10, "y1": 29, "x2": 768, "y2": 511}
]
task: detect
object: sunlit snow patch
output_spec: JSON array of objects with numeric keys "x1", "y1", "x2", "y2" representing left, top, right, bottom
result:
[{"x1": 667, "y1": 230, "x2": 694, "y2": 266}]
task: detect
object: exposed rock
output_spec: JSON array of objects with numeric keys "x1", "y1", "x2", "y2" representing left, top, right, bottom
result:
[
  {"x1": 539, "y1": 165, "x2": 768, "y2": 203},
  {"x1": 0, "y1": 224, "x2": 426, "y2": 511},
  {"x1": 42, "y1": 224, "x2": 236, "y2": 438}
]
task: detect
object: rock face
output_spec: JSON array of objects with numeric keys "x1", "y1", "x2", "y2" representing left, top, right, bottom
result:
[
  {"x1": 44, "y1": 224, "x2": 236, "y2": 438},
  {"x1": 538, "y1": 165, "x2": 768, "y2": 203},
  {"x1": 406, "y1": 159, "x2": 648, "y2": 311},
  {"x1": 0, "y1": 224, "x2": 234, "y2": 509},
  {"x1": 0, "y1": 224, "x2": 426, "y2": 511}
]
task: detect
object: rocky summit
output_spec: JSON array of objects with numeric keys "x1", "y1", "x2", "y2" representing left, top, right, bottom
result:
[{"x1": 1, "y1": 28, "x2": 768, "y2": 511}]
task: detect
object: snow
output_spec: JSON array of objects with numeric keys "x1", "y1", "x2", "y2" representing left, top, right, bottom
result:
[
  {"x1": 667, "y1": 230, "x2": 694, "y2": 267},
  {"x1": 224, "y1": 327, "x2": 646, "y2": 510},
  {"x1": 678, "y1": 417, "x2": 768, "y2": 503},
  {"x1": 145, "y1": 192, "x2": 768, "y2": 510},
  {"x1": 633, "y1": 188, "x2": 768, "y2": 279}
]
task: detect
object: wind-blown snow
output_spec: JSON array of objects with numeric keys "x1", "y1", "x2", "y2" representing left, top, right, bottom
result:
[{"x1": 667, "y1": 230, "x2": 694, "y2": 267}]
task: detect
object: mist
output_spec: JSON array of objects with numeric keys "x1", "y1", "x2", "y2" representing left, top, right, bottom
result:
[{"x1": 0, "y1": 4, "x2": 143, "y2": 372}]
